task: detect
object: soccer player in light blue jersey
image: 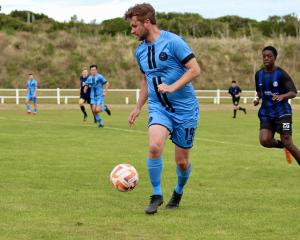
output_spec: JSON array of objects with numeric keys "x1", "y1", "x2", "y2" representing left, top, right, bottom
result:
[
  {"x1": 125, "y1": 3, "x2": 201, "y2": 214},
  {"x1": 84, "y1": 65, "x2": 111, "y2": 127},
  {"x1": 25, "y1": 73, "x2": 38, "y2": 114}
]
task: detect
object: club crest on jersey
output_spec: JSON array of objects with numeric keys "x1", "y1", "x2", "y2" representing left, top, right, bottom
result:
[
  {"x1": 273, "y1": 81, "x2": 278, "y2": 87},
  {"x1": 159, "y1": 52, "x2": 168, "y2": 61}
]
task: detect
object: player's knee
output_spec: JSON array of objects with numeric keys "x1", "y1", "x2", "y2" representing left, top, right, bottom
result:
[
  {"x1": 281, "y1": 135, "x2": 292, "y2": 148},
  {"x1": 149, "y1": 143, "x2": 163, "y2": 158},
  {"x1": 260, "y1": 136, "x2": 272, "y2": 148},
  {"x1": 176, "y1": 159, "x2": 189, "y2": 171}
]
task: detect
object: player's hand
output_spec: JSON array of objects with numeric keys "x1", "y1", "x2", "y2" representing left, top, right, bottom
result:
[
  {"x1": 157, "y1": 83, "x2": 174, "y2": 94},
  {"x1": 102, "y1": 92, "x2": 106, "y2": 97},
  {"x1": 272, "y1": 94, "x2": 285, "y2": 101},
  {"x1": 253, "y1": 99, "x2": 260, "y2": 106},
  {"x1": 128, "y1": 107, "x2": 141, "y2": 126}
]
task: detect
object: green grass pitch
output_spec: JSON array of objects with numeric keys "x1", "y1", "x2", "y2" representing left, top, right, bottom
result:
[{"x1": 0, "y1": 105, "x2": 299, "y2": 240}]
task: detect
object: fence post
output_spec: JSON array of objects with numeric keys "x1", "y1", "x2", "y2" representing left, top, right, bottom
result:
[
  {"x1": 1, "y1": 97, "x2": 4, "y2": 104},
  {"x1": 16, "y1": 88, "x2": 19, "y2": 105},
  {"x1": 57, "y1": 88, "x2": 60, "y2": 105},
  {"x1": 216, "y1": 89, "x2": 220, "y2": 104},
  {"x1": 243, "y1": 97, "x2": 247, "y2": 104},
  {"x1": 64, "y1": 97, "x2": 68, "y2": 104},
  {"x1": 125, "y1": 97, "x2": 129, "y2": 105},
  {"x1": 136, "y1": 89, "x2": 140, "y2": 103}
]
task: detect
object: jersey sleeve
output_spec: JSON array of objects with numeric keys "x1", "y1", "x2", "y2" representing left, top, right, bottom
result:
[
  {"x1": 135, "y1": 48, "x2": 145, "y2": 74},
  {"x1": 238, "y1": 87, "x2": 242, "y2": 93},
  {"x1": 100, "y1": 75, "x2": 107, "y2": 85},
  {"x1": 85, "y1": 77, "x2": 92, "y2": 87},
  {"x1": 171, "y1": 36, "x2": 195, "y2": 65},
  {"x1": 281, "y1": 70, "x2": 297, "y2": 93},
  {"x1": 255, "y1": 72, "x2": 261, "y2": 98}
]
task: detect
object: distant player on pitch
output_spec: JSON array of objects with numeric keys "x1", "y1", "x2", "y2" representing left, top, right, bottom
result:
[
  {"x1": 125, "y1": 3, "x2": 200, "y2": 214},
  {"x1": 79, "y1": 69, "x2": 96, "y2": 122},
  {"x1": 84, "y1": 65, "x2": 111, "y2": 127},
  {"x1": 228, "y1": 80, "x2": 247, "y2": 118},
  {"x1": 253, "y1": 46, "x2": 300, "y2": 165},
  {"x1": 25, "y1": 73, "x2": 38, "y2": 114}
]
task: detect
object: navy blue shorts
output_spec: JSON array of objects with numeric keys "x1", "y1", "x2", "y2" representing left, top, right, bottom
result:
[{"x1": 260, "y1": 115, "x2": 292, "y2": 135}]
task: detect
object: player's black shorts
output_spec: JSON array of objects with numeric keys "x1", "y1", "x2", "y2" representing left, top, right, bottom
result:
[
  {"x1": 80, "y1": 92, "x2": 91, "y2": 104},
  {"x1": 260, "y1": 115, "x2": 292, "y2": 135},
  {"x1": 232, "y1": 97, "x2": 240, "y2": 106}
]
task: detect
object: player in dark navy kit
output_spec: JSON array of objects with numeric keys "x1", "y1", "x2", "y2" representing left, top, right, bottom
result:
[
  {"x1": 253, "y1": 46, "x2": 300, "y2": 165},
  {"x1": 125, "y1": 3, "x2": 200, "y2": 214},
  {"x1": 79, "y1": 69, "x2": 95, "y2": 122},
  {"x1": 228, "y1": 80, "x2": 246, "y2": 118}
]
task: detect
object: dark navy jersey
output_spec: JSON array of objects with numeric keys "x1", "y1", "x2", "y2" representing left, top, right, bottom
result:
[
  {"x1": 228, "y1": 86, "x2": 242, "y2": 98},
  {"x1": 255, "y1": 67, "x2": 297, "y2": 118},
  {"x1": 80, "y1": 76, "x2": 90, "y2": 95}
]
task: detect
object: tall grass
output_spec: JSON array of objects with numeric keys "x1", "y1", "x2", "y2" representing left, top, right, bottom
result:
[{"x1": 0, "y1": 31, "x2": 299, "y2": 89}]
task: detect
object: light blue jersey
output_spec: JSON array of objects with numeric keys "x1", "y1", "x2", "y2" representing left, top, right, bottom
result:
[
  {"x1": 85, "y1": 73, "x2": 107, "y2": 106},
  {"x1": 135, "y1": 30, "x2": 199, "y2": 148},
  {"x1": 27, "y1": 79, "x2": 37, "y2": 96},
  {"x1": 26, "y1": 79, "x2": 37, "y2": 103},
  {"x1": 135, "y1": 30, "x2": 198, "y2": 115}
]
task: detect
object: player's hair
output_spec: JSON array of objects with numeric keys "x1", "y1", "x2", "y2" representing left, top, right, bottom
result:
[
  {"x1": 262, "y1": 46, "x2": 278, "y2": 58},
  {"x1": 28, "y1": 73, "x2": 33, "y2": 75},
  {"x1": 124, "y1": 3, "x2": 156, "y2": 24},
  {"x1": 232, "y1": 80, "x2": 236, "y2": 83},
  {"x1": 89, "y1": 64, "x2": 98, "y2": 69}
]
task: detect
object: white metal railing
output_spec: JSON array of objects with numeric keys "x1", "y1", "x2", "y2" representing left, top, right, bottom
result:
[{"x1": 0, "y1": 88, "x2": 299, "y2": 105}]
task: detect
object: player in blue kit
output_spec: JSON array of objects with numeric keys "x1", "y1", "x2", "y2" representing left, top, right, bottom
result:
[
  {"x1": 125, "y1": 3, "x2": 201, "y2": 214},
  {"x1": 253, "y1": 46, "x2": 300, "y2": 165},
  {"x1": 84, "y1": 65, "x2": 111, "y2": 127},
  {"x1": 228, "y1": 80, "x2": 246, "y2": 118},
  {"x1": 25, "y1": 73, "x2": 38, "y2": 114},
  {"x1": 79, "y1": 69, "x2": 96, "y2": 122}
]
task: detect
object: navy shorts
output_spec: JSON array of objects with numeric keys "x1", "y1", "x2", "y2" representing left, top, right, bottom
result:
[{"x1": 260, "y1": 115, "x2": 292, "y2": 135}]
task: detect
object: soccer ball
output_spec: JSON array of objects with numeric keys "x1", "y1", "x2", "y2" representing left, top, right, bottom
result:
[{"x1": 110, "y1": 164, "x2": 139, "y2": 192}]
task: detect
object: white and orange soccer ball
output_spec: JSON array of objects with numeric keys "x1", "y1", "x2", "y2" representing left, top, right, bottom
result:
[{"x1": 110, "y1": 164, "x2": 139, "y2": 192}]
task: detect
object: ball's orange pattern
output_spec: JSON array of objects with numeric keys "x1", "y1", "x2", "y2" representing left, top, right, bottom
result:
[{"x1": 110, "y1": 164, "x2": 139, "y2": 192}]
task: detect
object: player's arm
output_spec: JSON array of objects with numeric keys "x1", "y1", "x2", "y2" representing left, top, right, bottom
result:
[
  {"x1": 84, "y1": 79, "x2": 90, "y2": 93},
  {"x1": 128, "y1": 74, "x2": 148, "y2": 125},
  {"x1": 235, "y1": 87, "x2": 241, "y2": 97},
  {"x1": 158, "y1": 58, "x2": 200, "y2": 93},
  {"x1": 157, "y1": 36, "x2": 200, "y2": 93},
  {"x1": 34, "y1": 80, "x2": 38, "y2": 97},
  {"x1": 253, "y1": 72, "x2": 261, "y2": 106},
  {"x1": 272, "y1": 70, "x2": 297, "y2": 101},
  {"x1": 102, "y1": 81, "x2": 110, "y2": 96},
  {"x1": 84, "y1": 85, "x2": 88, "y2": 93}
]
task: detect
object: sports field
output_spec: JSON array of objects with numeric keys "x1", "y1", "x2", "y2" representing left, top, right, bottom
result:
[{"x1": 0, "y1": 104, "x2": 299, "y2": 240}]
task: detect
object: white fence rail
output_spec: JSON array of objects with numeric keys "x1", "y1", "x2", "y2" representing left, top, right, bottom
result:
[{"x1": 0, "y1": 89, "x2": 299, "y2": 105}]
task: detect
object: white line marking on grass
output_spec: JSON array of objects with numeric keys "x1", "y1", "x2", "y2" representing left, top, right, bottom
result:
[{"x1": 0, "y1": 117, "x2": 261, "y2": 148}]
